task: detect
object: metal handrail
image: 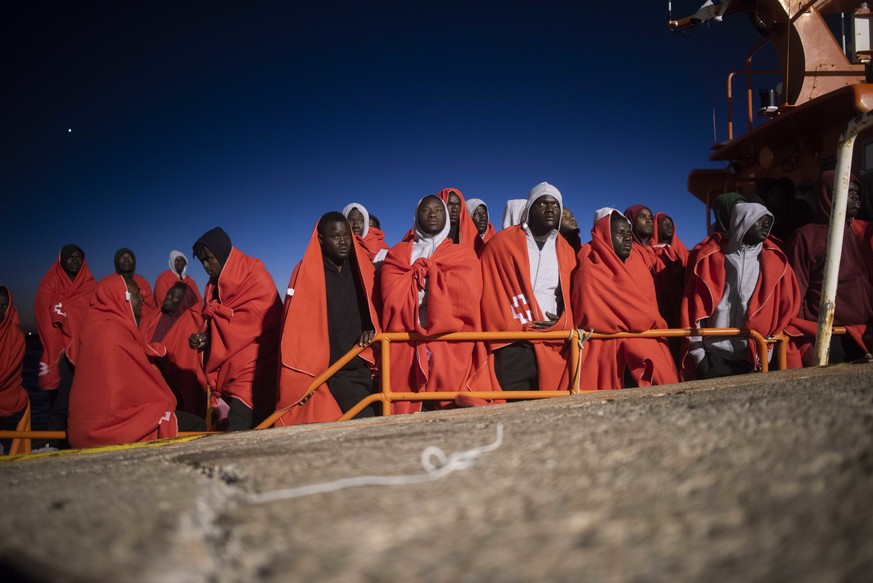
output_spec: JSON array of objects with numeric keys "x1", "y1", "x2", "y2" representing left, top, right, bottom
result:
[
  {"x1": 260, "y1": 327, "x2": 775, "y2": 426},
  {"x1": 0, "y1": 326, "x2": 793, "y2": 451}
]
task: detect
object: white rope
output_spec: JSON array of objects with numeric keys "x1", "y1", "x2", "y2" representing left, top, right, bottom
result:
[{"x1": 247, "y1": 423, "x2": 504, "y2": 504}]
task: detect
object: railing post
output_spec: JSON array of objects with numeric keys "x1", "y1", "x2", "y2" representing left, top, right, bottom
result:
[
  {"x1": 813, "y1": 111, "x2": 873, "y2": 365},
  {"x1": 569, "y1": 329, "x2": 581, "y2": 395},
  {"x1": 380, "y1": 337, "x2": 392, "y2": 416}
]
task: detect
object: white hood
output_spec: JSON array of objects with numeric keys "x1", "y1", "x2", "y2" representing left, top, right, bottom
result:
[
  {"x1": 341, "y1": 202, "x2": 370, "y2": 238},
  {"x1": 168, "y1": 250, "x2": 189, "y2": 279}
]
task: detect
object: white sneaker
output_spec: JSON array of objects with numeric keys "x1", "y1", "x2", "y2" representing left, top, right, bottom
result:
[{"x1": 32, "y1": 445, "x2": 59, "y2": 453}]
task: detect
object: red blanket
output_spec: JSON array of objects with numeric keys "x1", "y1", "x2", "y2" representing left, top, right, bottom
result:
[
  {"x1": 572, "y1": 214, "x2": 678, "y2": 390},
  {"x1": 0, "y1": 287, "x2": 28, "y2": 417},
  {"x1": 358, "y1": 227, "x2": 390, "y2": 262},
  {"x1": 68, "y1": 275, "x2": 178, "y2": 447},
  {"x1": 277, "y1": 226, "x2": 381, "y2": 425},
  {"x1": 380, "y1": 237, "x2": 489, "y2": 413},
  {"x1": 651, "y1": 212, "x2": 690, "y2": 328},
  {"x1": 202, "y1": 247, "x2": 283, "y2": 421},
  {"x1": 474, "y1": 223, "x2": 497, "y2": 257},
  {"x1": 142, "y1": 287, "x2": 207, "y2": 418},
  {"x1": 682, "y1": 235, "x2": 800, "y2": 377},
  {"x1": 155, "y1": 269, "x2": 202, "y2": 306},
  {"x1": 34, "y1": 254, "x2": 96, "y2": 389},
  {"x1": 480, "y1": 226, "x2": 576, "y2": 390},
  {"x1": 652, "y1": 212, "x2": 690, "y2": 265},
  {"x1": 439, "y1": 188, "x2": 481, "y2": 250}
]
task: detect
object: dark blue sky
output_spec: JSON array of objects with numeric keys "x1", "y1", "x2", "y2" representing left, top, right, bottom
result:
[{"x1": 3, "y1": 1, "x2": 773, "y2": 330}]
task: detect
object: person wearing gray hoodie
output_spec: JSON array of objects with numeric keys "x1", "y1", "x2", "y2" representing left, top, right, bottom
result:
[{"x1": 682, "y1": 202, "x2": 800, "y2": 379}]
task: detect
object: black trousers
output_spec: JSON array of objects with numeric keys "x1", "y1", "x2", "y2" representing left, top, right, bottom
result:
[
  {"x1": 176, "y1": 410, "x2": 207, "y2": 432},
  {"x1": 494, "y1": 342, "x2": 539, "y2": 391},
  {"x1": 46, "y1": 356, "x2": 75, "y2": 448},
  {"x1": 0, "y1": 408, "x2": 25, "y2": 455},
  {"x1": 226, "y1": 397, "x2": 255, "y2": 431},
  {"x1": 696, "y1": 352, "x2": 754, "y2": 380},
  {"x1": 328, "y1": 366, "x2": 378, "y2": 418}
]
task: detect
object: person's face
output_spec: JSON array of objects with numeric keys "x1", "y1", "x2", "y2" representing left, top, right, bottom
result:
[
  {"x1": 472, "y1": 205, "x2": 489, "y2": 235},
  {"x1": 319, "y1": 220, "x2": 352, "y2": 265},
  {"x1": 174, "y1": 256, "x2": 187, "y2": 275},
  {"x1": 196, "y1": 247, "x2": 223, "y2": 279},
  {"x1": 611, "y1": 217, "x2": 633, "y2": 261},
  {"x1": 634, "y1": 208, "x2": 654, "y2": 238},
  {"x1": 446, "y1": 193, "x2": 462, "y2": 225},
  {"x1": 417, "y1": 197, "x2": 447, "y2": 235},
  {"x1": 561, "y1": 208, "x2": 578, "y2": 232},
  {"x1": 347, "y1": 208, "x2": 366, "y2": 236},
  {"x1": 116, "y1": 251, "x2": 135, "y2": 275},
  {"x1": 743, "y1": 215, "x2": 772, "y2": 245},
  {"x1": 527, "y1": 195, "x2": 561, "y2": 235},
  {"x1": 658, "y1": 216, "x2": 674, "y2": 242},
  {"x1": 126, "y1": 279, "x2": 143, "y2": 320},
  {"x1": 64, "y1": 251, "x2": 84, "y2": 277},
  {"x1": 161, "y1": 287, "x2": 186, "y2": 314},
  {"x1": 0, "y1": 291, "x2": 9, "y2": 324},
  {"x1": 847, "y1": 183, "x2": 862, "y2": 219},
  {"x1": 368, "y1": 216, "x2": 378, "y2": 229}
]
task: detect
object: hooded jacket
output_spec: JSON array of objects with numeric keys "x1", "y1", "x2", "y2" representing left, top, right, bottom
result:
[{"x1": 682, "y1": 203, "x2": 800, "y2": 377}]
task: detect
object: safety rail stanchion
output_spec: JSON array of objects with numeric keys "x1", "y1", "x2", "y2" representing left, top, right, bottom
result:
[
  {"x1": 569, "y1": 329, "x2": 580, "y2": 395},
  {"x1": 8, "y1": 401, "x2": 32, "y2": 455},
  {"x1": 772, "y1": 334, "x2": 788, "y2": 371},
  {"x1": 380, "y1": 337, "x2": 392, "y2": 416},
  {"x1": 745, "y1": 329, "x2": 769, "y2": 372},
  {"x1": 205, "y1": 384, "x2": 215, "y2": 431}
]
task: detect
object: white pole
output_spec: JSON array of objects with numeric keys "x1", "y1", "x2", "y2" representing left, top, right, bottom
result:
[{"x1": 812, "y1": 110, "x2": 873, "y2": 365}]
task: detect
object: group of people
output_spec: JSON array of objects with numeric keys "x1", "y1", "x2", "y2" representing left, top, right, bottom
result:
[{"x1": 1, "y1": 172, "x2": 871, "y2": 450}]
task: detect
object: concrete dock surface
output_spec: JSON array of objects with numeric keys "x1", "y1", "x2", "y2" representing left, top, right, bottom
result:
[{"x1": 1, "y1": 363, "x2": 872, "y2": 582}]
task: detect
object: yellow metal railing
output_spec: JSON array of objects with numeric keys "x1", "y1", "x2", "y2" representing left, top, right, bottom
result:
[
  {"x1": 0, "y1": 327, "x2": 793, "y2": 451},
  {"x1": 257, "y1": 327, "x2": 776, "y2": 427}
]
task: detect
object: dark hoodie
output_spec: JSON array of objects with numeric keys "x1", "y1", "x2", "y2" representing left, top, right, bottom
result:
[{"x1": 787, "y1": 171, "x2": 873, "y2": 326}]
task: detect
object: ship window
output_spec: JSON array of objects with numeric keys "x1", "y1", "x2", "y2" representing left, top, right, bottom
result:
[{"x1": 865, "y1": 141, "x2": 873, "y2": 172}]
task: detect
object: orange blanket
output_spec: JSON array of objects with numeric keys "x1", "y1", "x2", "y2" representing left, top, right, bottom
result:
[
  {"x1": 68, "y1": 275, "x2": 178, "y2": 447},
  {"x1": 0, "y1": 287, "x2": 28, "y2": 417},
  {"x1": 380, "y1": 237, "x2": 487, "y2": 413},
  {"x1": 439, "y1": 188, "x2": 481, "y2": 250},
  {"x1": 276, "y1": 226, "x2": 381, "y2": 425},
  {"x1": 651, "y1": 212, "x2": 690, "y2": 328},
  {"x1": 202, "y1": 247, "x2": 283, "y2": 422},
  {"x1": 572, "y1": 213, "x2": 677, "y2": 390},
  {"x1": 359, "y1": 227, "x2": 390, "y2": 262},
  {"x1": 681, "y1": 235, "x2": 800, "y2": 377},
  {"x1": 142, "y1": 287, "x2": 207, "y2": 417},
  {"x1": 34, "y1": 250, "x2": 96, "y2": 389},
  {"x1": 480, "y1": 226, "x2": 576, "y2": 390},
  {"x1": 155, "y1": 269, "x2": 202, "y2": 306}
]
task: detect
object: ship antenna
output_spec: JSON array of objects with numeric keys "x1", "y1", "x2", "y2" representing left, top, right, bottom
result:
[{"x1": 712, "y1": 107, "x2": 718, "y2": 145}]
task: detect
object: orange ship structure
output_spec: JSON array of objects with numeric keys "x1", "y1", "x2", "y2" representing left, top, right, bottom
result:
[{"x1": 670, "y1": 0, "x2": 873, "y2": 364}]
